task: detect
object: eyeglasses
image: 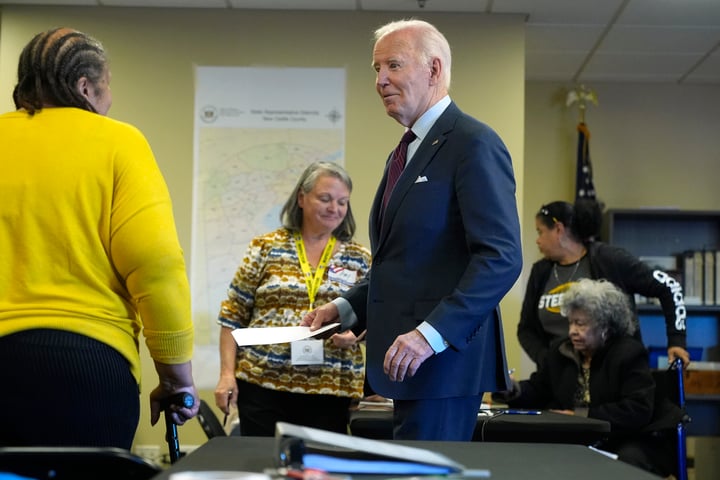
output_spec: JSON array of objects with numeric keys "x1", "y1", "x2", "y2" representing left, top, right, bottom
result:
[{"x1": 538, "y1": 206, "x2": 559, "y2": 224}]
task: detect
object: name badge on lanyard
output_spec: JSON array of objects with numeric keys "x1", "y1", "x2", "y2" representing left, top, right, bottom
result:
[
  {"x1": 291, "y1": 339, "x2": 324, "y2": 365},
  {"x1": 291, "y1": 232, "x2": 336, "y2": 365}
]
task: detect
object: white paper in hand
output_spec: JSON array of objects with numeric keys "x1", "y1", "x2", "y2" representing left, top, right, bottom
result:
[{"x1": 231, "y1": 323, "x2": 340, "y2": 346}]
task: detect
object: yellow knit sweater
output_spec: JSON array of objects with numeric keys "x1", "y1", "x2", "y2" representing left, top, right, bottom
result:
[{"x1": 0, "y1": 107, "x2": 193, "y2": 383}]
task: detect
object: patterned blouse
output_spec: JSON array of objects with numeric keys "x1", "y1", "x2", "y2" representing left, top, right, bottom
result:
[{"x1": 218, "y1": 228, "x2": 371, "y2": 398}]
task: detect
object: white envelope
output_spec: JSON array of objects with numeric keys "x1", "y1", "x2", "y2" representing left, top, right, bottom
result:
[{"x1": 231, "y1": 323, "x2": 340, "y2": 346}]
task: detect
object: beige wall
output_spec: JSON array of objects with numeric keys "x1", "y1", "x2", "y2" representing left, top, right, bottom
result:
[
  {"x1": 525, "y1": 81, "x2": 720, "y2": 213},
  {"x1": 0, "y1": 6, "x2": 525, "y2": 450}
]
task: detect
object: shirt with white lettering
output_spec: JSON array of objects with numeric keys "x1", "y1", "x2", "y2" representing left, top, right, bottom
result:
[{"x1": 537, "y1": 256, "x2": 591, "y2": 341}]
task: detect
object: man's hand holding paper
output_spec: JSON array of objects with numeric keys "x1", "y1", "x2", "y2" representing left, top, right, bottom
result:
[{"x1": 301, "y1": 302, "x2": 340, "y2": 330}]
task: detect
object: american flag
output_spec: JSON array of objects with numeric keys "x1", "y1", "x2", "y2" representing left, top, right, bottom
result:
[{"x1": 575, "y1": 122, "x2": 596, "y2": 200}]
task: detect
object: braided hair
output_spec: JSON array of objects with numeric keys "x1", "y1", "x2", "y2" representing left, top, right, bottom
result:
[{"x1": 13, "y1": 27, "x2": 107, "y2": 115}]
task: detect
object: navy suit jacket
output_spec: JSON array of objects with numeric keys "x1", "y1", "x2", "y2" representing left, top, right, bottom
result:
[{"x1": 345, "y1": 102, "x2": 522, "y2": 400}]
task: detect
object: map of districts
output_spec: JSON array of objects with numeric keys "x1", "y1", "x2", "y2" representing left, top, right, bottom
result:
[{"x1": 191, "y1": 127, "x2": 344, "y2": 348}]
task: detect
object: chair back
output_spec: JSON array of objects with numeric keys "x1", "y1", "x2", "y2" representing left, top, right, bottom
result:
[
  {"x1": 647, "y1": 358, "x2": 690, "y2": 480},
  {"x1": 197, "y1": 399, "x2": 227, "y2": 439}
]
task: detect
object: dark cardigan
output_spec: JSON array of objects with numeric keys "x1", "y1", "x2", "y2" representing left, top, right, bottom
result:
[{"x1": 518, "y1": 241, "x2": 687, "y2": 366}]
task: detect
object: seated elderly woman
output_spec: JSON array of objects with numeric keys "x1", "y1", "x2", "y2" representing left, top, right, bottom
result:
[{"x1": 495, "y1": 278, "x2": 676, "y2": 476}]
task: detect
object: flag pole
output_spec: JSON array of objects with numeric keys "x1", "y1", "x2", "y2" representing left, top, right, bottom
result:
[{"x1": 566, "y1": 85, "x2": 599, "y2": 200}]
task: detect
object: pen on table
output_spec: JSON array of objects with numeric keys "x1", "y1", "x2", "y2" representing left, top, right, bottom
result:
[
  {"x1": 502, "y1": 409, "x2": 542, "y2": 415},
  {"x1": 223, "y1": 390, "x2": 233, "y2": 427}
]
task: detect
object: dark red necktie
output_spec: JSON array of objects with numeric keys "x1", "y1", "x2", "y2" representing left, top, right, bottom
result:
[{"x1": 381, "y1": 129, "x2": 416, "y2": 212}]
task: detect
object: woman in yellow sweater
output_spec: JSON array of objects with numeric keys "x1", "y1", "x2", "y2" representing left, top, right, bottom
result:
[{"x1": 0, "y1": 27, "x2": 198, "y2": 449}]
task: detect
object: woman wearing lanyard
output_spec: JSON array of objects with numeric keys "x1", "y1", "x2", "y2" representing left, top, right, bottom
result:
[{"x1": 213, "y1": 162, "x2": 371, "y2": 436}]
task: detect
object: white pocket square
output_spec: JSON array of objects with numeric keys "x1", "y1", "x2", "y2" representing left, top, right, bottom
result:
[{"x1": 414, "y1": 175, "x2": 428, "y2": 183}]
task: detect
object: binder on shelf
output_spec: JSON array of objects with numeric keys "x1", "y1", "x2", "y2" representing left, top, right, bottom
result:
[
  {"x1": 703, "y1": 249, "x2": 715, "y2": 305},
  {"x1": 693, "y1": 250, "x2": 704, "y2": 305},
  {"x1": 274, "y1": 422, "x2": 471, "y2": 475},
  {"x1": 716, "y1": 250, "x2": 720, "y2": 306},
  {"x1": 681, "y1": 251, "x2": 702, "y2": 305}
]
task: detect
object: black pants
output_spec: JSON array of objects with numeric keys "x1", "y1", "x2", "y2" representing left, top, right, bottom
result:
[
  {"x1": 0, "y1": 329, "x2": 140, "y2": 449},
  {"x1": 235, "y1": 379, "x2": 352, "y2": 436}
]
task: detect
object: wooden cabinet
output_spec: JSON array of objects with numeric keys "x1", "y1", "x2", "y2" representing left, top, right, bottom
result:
[{"x1": 603, "y1": 208, "x2": 720, "y2": 435}]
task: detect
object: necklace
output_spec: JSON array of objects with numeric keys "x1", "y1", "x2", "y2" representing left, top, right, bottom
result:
[{"x1": 553, "y1": 259, "x2": 581, "y2": 284}]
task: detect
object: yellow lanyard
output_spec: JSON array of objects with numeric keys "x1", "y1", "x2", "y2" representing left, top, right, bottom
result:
[{"x1": 293, "y1": 231, "x2": 336, "y2": 309}]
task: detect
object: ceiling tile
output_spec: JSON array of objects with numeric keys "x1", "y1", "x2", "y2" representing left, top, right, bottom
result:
[
  {"x1": 358, "y1": 0, "x2": 490, "y2": 12},
  {"x1": 582, "y1": 52, "x2": 703, "y2": 82},
  {"x1": 599, "y1": 25, "x2": 720, "y2": 54},
  {"x1": 102, "y1": 0, "x2": 226, "y2": 6},
  {"x1": 684, "y1": 48, "x2": 720, "y2": 83},
  {"x1": 525, "y1": 51, "x2": 587, "y2": 81},
  {"x1": 619, "y1": 0, "x2": 720, "y2": 27},
  {"x1": 526, "y1": 24, "x2": 604, "y2": 52},
  {"x1": 492, "y1": 0, "x2": 624, "y2": 24},
  {"x1": 229, "y1": 0, "x2": 355, "y2": 10},
  {"x1": 0, "y1": 0, "x2": 96, "y2": 4}
]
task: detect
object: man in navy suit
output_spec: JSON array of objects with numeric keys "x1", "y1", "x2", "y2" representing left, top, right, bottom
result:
[{"x1": 303, "y1": 19, "x2": 522, "y2": 441}]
